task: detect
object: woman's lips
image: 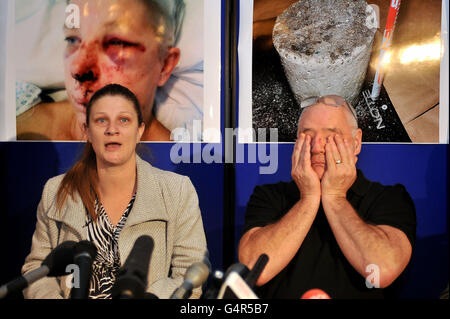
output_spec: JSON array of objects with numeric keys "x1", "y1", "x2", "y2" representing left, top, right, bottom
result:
[{"x1": 105, "y1": 142, "x2": 121, "y2": 151}]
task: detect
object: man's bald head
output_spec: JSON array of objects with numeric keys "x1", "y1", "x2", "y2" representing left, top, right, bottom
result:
[{"x1": 297, "y1": 95, "x2": 359, "y2": 136}]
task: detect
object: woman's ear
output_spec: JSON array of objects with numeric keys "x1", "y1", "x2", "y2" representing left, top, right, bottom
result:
[
  {"x1": 82, "y1": 123, "x2": 89, "y2": 142},
  {"x1": 137, "y1": 122, "x2": 145, "y2": 142},
  {"x1": 157, "y1": 47, "x2": 181, "y2": 87}
]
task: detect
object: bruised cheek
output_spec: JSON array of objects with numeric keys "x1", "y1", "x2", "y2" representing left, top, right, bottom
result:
[
  {"x1": 101, "y1": 62, "x2": 125, "y2": 79},
  {"x1": 101, "y1": 52, "x2": 153, "y2": 84},
  {"x1": 98, "y1": 62, "x2": 138, "y2": 93}
]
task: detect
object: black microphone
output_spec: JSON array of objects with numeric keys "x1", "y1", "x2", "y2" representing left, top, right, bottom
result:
[
  {"x1": 0, "y1": 241, "x2": 77, "y2": 299},
  {"x1": 111, "y1": 235, "x2": 154, "y2": 299},
  {"x1": 202, "y1": 270, "x2": 224, "y2": 299},
  {"x1": 170, "y1": 262, "x2": 210, "y2": 299},
  {"x1": 70, "y1": 241, "x2": 97, "y2": 299},
  {"x1": 244, "y1": 254, "x2": 269, "y2": 288}
]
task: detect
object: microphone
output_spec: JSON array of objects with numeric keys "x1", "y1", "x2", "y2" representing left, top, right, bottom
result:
[
  {"x1": 224, "y1": 263, "x2": 250, "y2": 280},
  {"x1": 70, "y1": 241, "x2": 97, "y2": 299},
  {"x1": 111, "y1": 235, "x2": 154, "y2": 299},
  {"x1": 202, "y1": 270, "x2": 224, "y2": 299},
  {"x1": 301, "y1": 289, "x2": 331, "y2": 299},
  {"x1": 0, "y1": 241, "x2": 77, "y2": 299},
  {"x1": 216, "y1": 263, "x2": 258, "y2": 299},
  {"x1": 170, "y1": 262, "x2": 210, "y2": 299},
  {"x1": 244, "y1": 254, "x2": 269, "y2": 288}
]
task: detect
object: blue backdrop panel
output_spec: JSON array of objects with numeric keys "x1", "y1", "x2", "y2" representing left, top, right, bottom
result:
[
  {"x1": 234, "y1": 143, "x2": 448, "y2": 298},
  {"x1": 1, "y1": 142, "x2": 224, "y2": 285}
]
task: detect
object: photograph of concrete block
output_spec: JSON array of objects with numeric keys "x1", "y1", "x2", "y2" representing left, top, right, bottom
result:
[{"x1": 249, "y1": 0, "x2": 445, "y2": 143}]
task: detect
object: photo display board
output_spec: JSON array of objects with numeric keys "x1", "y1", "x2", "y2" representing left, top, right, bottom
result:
[{"x1": 238, "y1": 0, "x2": 448, "y2": 143}]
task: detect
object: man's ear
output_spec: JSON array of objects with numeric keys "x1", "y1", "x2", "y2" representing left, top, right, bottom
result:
[
  {"x1": 157, "y1": 47, "x2": 181, "y2": 87},
  {"x1": 353, "y1": 128, "x2": 363, "y2": 156}
]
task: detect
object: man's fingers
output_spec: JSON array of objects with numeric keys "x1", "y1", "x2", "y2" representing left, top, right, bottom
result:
[
  {"x1": 325, "y1": 136, "x2": 335, "y2": 169},
  {"x1": 292, "y1": 134, "x2": 305, "y2": 169},
  {"x1": 300, "y1": 135, "x2": 311, "y2": 168},
  {"x1": 335, "y1": 134, "x2": 350, "y2": 165},
  {"x1": 329, "y1": 135, "x2": 342, "y2": 165},
  {"x1": 304, "y1": 135, "x2": 312, "y2": 164},
  {"x1": 292, "y1": 140, "x2": 298, "y2": 168}
]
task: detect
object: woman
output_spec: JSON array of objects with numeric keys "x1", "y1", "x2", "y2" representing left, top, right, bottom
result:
[
  {"x1": 21, "y1": 84, "x2": 209, "y2": 299},
  {"x1": 17, "y1": 0, "x2": 183, "y2": 141}
]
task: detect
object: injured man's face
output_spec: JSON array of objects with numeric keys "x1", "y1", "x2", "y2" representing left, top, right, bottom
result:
[{"x1": 63, "y1": 0, "x2": 179, "y2": 126}]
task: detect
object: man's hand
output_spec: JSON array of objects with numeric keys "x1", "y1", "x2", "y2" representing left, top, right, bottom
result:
[
  {"x1": 291, "y1": 134, "x2": 321, "y2": 199},
  {"x1": 321, "y1": 134, "x2": 357, "y2": 199}
]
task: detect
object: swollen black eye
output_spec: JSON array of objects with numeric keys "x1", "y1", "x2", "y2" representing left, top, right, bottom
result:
[{"x1": 107, "y1": 39, "x2": 135, "y2": 47}]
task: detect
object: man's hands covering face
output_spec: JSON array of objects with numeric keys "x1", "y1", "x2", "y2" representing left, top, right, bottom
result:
[
  {"x1": 291, "y1": 134, "x2": 321, "y2": 199},
  {"x1": 291, "y1": 134, "x2": 357, "y2": 200},
  {"x1": 321, "y1": 134, "x2": 357, "y2": 199}
]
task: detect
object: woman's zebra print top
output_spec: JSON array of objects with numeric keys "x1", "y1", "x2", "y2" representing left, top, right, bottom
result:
[{"x1": 85, "y1": 193, "x2": 136, "y2": 299}]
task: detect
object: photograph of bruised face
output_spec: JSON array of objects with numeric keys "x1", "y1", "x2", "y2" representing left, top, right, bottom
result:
[{"x1": 17, "y1": 0, "x2": 181, "y2": 141}]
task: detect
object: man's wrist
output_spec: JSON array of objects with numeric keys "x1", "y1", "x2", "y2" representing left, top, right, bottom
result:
[
  {"x1": 321, "y1": 192, "x2": 347, "y2": 201},
  {"x1": 321, "y1": 193, "x2": 348, "y2": 204},
  {"x1": 299, "y1": 194, "x2": 321, "y2": 204}
]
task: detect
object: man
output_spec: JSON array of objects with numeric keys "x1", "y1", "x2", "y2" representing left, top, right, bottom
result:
[{"x1": 238, "y1": 95, "x2": 416, "y2": 298}]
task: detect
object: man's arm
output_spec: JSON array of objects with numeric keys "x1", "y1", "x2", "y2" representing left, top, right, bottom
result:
[
  {"x1": 322, "y1": 196, "x2": 412, "y2": 288},
  {"x1": 321, "y1": 135, "x2": 412, "y2": 288},
  {"x1": 239, "y1": 196, "x2": 320, "y2": 286},
  {"x1": 239, "y1": 134, "x2": 321, "y2": 286}
]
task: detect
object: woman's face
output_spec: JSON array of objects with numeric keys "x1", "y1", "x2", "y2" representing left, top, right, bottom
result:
[
  {"x1": 64, "y1": 0, "x2": 178, "y2": 124},
  {"x1": 86, "y1": 94, "x2": 144, "y2": 167}
]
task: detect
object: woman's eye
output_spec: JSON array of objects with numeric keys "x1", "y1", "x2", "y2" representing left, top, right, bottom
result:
[
  {"x1": 120, "y1": 118, "x2": 130, "y2": 123},
  {"x1": 95, "y1": 118, "x2": 106, "y2": 124}
]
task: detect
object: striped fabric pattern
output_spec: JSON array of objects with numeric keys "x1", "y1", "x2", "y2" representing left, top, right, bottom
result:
[{"x1": 86, "y1": 193, "x2": 136, "y2": 299}]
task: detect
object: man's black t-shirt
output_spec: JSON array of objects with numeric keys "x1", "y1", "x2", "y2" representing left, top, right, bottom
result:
[{"x1": 242, "y1": 170, "x2": 416, "y2": 299}]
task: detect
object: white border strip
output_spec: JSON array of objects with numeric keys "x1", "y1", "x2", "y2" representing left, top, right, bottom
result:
[
  {"x1": 0, "y1": 0, "x2": 15, "y2": 141},
  {"x1": 203, "y1": 0, "x2": 222, "y2": 143},
  {"x1": 439, "y1": 0, "x2": 449, "y2": 144},
  {"x1": 237, "y1": 0, "x2": 254, "y2": 143}
]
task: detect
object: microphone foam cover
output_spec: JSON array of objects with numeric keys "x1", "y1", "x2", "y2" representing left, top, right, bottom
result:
[
  {"x1": 74, "y1": 240, "x2": 97, "y2": 260},
  {"x1": 123, "y1": 235, "x2": 155, "y2": 282},
  {"x1": 43, "y1": 240, "x2": 77, "y2": 276},
  {"x1": 301, "y1": 289, "x2": 331, "y2": 299},
  {"x1": 185, "y1": 262, "x2": 210, "y2": 287}
]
